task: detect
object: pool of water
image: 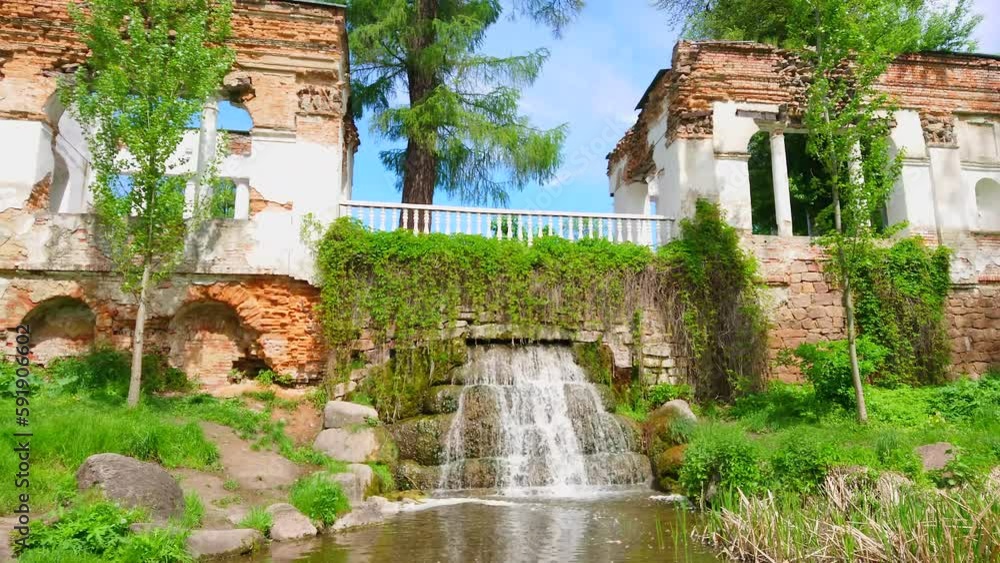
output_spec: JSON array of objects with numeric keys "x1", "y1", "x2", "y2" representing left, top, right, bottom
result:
[{"x1": 254, "y1": 488, "x2": 720, "y2": 563}]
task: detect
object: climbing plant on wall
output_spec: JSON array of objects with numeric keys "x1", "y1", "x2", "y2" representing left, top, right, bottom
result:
[
  {"x1": 315, "y1": 200, "x2": 770, "y2": 416},
  {"x1": 659, "y1": 200, "x2": 770, "y2": 402},
  {"x1": 851, "y1": 237, "x2": 951, "y2": 386}
]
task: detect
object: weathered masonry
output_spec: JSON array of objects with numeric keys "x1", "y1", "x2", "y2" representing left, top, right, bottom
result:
[
  {"x1": 610, "y1": 41, "x2": 1000, "y2": 378},
  {"x1": 0, "y1": 0, "x2": 355, "y2": 384}
]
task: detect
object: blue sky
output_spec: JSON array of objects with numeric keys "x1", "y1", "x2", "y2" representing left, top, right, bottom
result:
[{"x1": 223, "y1": 1, "x2": 999, "y2": 213}]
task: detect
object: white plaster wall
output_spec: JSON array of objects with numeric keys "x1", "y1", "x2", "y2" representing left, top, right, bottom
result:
[
  {"x1": 714, "y1": 155, "x2": 752, "y2": 230},
  {"x1": 967, "y1": 170, "x2": 1000, "y2": 231},
  {"x1": 0, "y1": 119, "x2": 54, "y2": 211},
  {"x1": 930, "y1": 146, "x2": 974, "y2": 234},
  {"x1": 712, "y1": 101, "x2": 778, "y2": 154},
  {"x1": 957, "y1": 118, "x2": 999, "y2": 164},
  {"x1": 613, "y1": 181, "x2": 650, "y2": 214}
]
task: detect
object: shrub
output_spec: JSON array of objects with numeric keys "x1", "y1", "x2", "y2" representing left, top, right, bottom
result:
[
  {"x1": 113, "y1": 529, "x2": 193, "y2": 563},
  {"x1": 679, "y1": 425, "x2": 764, "y2": 500},
  {"x1": 866, "y1": 385, "x2": 936, "y2": 426},
  {"x1": 289, "y1": 474, "x2": 351, "y2": 525},
  {"x1": 794, "y1": 337, "x2": 888, "y2": 409},
  {"x1": 931, "y1": 376, "x2": 1000, "y2": 423},
  {"x1": 23, "y1": 501, "x2": 143, "y2": 556},
  {"x1": 238, "y1": 506, "x2": 274, "y2": 536},
  {"x1": 769, "y1": 433, "x2": 835, "y2": 493}
]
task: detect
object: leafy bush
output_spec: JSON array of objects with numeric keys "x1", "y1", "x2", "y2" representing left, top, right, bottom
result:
[
  {"x1": 679, "y1": 424, "x2": 764, "y2": 500},
  {"x1": 23, "y1": 501, "x2": 143, "y2": 556},
  {"x1": 238, "y1": 506, "x2": 274, "y2": 536},
  {"x1": 729, "y1": 382, "x2": 823, "y2": 431},
  {"x1": 289, "y1": 474, "x2": 351, "y2": 525},
  {"x1": 769, "y1": 433, "x2": 835, "y2": 493},
  {"x1": 931, "y1": 376, "x2": 1000, "y2": 423},
  {"x1": 866, "y1": 385, "x2": 936, "y2": 426},
  {"x1": 795, "y1": 338, "x2": 888, "y2": 409},
  {"x1": 113, "y1": 529, "x2": 193, "y2": 563},
  {"x1": 647, "y1": 383, "x2": 694, "y2": 408},
  {"x1": 44, "y1": 347, "x2": 190, "y2": 400}
]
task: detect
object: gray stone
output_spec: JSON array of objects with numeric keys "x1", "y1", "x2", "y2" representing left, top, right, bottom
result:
[
  {"x1": 915, "y1": 442, "x2": 956, "y2": 471},
  {"x1": 324, "y1": 401, "x2": 379, "y2": 429},
  {"x1": 266, "y1": 503, "x2": 318, "y2": 541},
  {"x1": 76, "y1": 453, "x2": 184, "y2": 521},
  {"x1": 423, "y1": 385, "x2": 463, "y2": 415},
  {"x1": 649, "y1": 399, "x2": 697, "y2": 424},
  {"x1": 186, "y1": 529, "x2": 262, "y2": 559},
  {"x1": 329, "y1": 464, "x2": 374, "y2": 504},
  {"x1": 331, "y1": 498, "x2": 389, "y2": 531},
  {"x1": 313, "y1": 427, "x2": 394, "y2": 463}
]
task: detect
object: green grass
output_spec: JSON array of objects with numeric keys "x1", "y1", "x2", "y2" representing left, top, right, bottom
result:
[
  {"x1": 289, "y1": 473, "x2": 351, "y2": 526},
  {"x1": 238, "y1": 506, "x2": 274, "y2": 536},
  {"x1": 180, "y1": 492, "x2": 204, "y2": 528},
  {"x1": 0, "y1": 394, "x2": 219, "y2": 513}
]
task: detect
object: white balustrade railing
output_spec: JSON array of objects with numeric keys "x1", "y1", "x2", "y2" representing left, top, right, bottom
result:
[{"x1": 339, "y1": 201, "x2": 675, "y2": 248}]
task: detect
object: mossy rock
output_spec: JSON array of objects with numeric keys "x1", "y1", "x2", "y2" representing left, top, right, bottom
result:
[
  {"x1": 645, "y1": 400, "x2": 697, "y2": 459},
  {"x1": 652, "y1": 444, "x2": 687, "y2": 492},
  {"x1": 386, "y1": 414, "x2": 454, "y2": 466},
  {"x1": 592, "y1": 384, "x2": 616, "y2": 412},
  {"x1": 394, "y1": 460, "x2": 441, "y2": 491},
  {"x1": 424, "y1": 385, "x2": 464, "y2": 415}
]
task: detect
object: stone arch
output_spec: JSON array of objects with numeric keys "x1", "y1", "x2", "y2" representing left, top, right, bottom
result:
[
  {"x1": 167, "y1": 300, "x2": 265, "y2": 387},
  {"x1": 975, "y1": 178, "x2": 1000, "y2": 232},
  {"x1": 21, "y1": 296, "x2": 96, "y2": 364}
]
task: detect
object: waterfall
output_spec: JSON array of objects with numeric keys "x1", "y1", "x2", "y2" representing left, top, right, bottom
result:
[{"x1": 438, "y1": 345, "x2": 649, "y2": 495}]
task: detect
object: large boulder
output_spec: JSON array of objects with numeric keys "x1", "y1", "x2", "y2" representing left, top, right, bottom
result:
[
  {"x1": 266, "y1": 503, "x2": 318, "y2": 541},
  {"x1": 324, "y1": 401, "x2": 379, "y2": 429},
  {"x1": 76, "y1": 454, "x2": 184, "y2": 521},
  {"x1": 387, "y1": 414, "x2": 454, "y2": 466},
  {"x1": 645, "y1": 399, "x2": 697, "y2": 459},
  {"x1": 313, "y1": 427, "x2": 397, "y2": 464},
  {"x1": 652, "y1": 444, "x2": 687, "y2": 492},
  {"x1": 394, "y1": 460, "x2": 441, "y2": 491},
  {"x1": 915, "y1": 442, "x2": 955, "y2": 471},
  {"x1": 187, "y1": 529, "x2": 262, "y2": 559},
  {"x1": 331, "y1": 496, "x2": 399, "y2": 531},
  {"x1": 328, "y1": 464, "x2": 375, "y2": 504}
]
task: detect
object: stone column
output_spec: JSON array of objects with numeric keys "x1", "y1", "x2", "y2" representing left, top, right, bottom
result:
[
  {"x1": 194, "y1": 99, "x2": 220, "y2": 201},
  {"x1": 769, "y1": 128, "x2": 794, "y2": 237},
  {"x1": 234, "y1": 179, "x2": 250, "y2": 220}
]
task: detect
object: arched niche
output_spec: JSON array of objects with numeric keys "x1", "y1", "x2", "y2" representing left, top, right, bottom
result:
[
  {"x1": 21, "y1": 296, "x2": 96, "y2": 364},
  {"x1": 167, "y1": 300, "x2": 262, "y2": 386},
  {"x1": 976, "y1": 178, "x2": 1000, "y2": 231}
]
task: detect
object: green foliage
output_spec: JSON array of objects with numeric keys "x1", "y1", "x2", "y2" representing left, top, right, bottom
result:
[
  {"x1": 930, "y1": 374, "x2": 1000, "y2": 423},
  {"x1": 289, "y1": 474, "x2": 351, "y2": 526},
  {"x1": 238, "y1": 506, "x2": 274, "y2": 536},
  {"x1": 348, "y1": 0, "x2": 580, "y2": 205},
  {"x1": 770, "y1": 432, "x2": 835, "y2": 493},
  {"x1": 181, "y1": 492, "x2": 205, "y2": 528},
  {"x1": 113, "y1": 529, "x2": 193, "y2": 563},
  {"x1": 256, "y1": 369, "x2": 294, "y2": 387},
  {"x1": 660, "y1": 200, "x2": 770, "y2": 401},
  {"x1": 44, "y1": 347, "x2": 192, "y2": 401},
  {"x1": 654, "y1": 0, "x2": 981, "y2": 52},
  {"x1": 23, "y1": 501, "x2": 143, "y2": 556},
  {"x1": 795, "y1": 338, "x2": 888, "y2": 409},
  {"x1": 368, "y1": 463, "x2": 397, "y2": 496},
  {"x1": 851, "y1": 238, "x2": 951, "y2": 385},
  {"x1": 22, "y1": 500, "x2": 193, "y2": 562},
  {"x1": 61, "y1": 0, "x2": 235, "y2": 406},
  {"x1": 223, "y1": 479, "x2": 239, "y2": 492},
  {"x1": 679, "y1": 424, "x2": 764, "y2": 499}
]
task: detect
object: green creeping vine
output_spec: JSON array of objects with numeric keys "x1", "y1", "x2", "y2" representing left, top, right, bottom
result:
[
  {"x1": 661, "y1": 200, "x2": 770, "y2": 401},
  {"x1": 849, "y1": 237, "x2": 951, "y2": 385},
  {"x1": 315, "y1": 200, "x2": 770, "y2": 418}
]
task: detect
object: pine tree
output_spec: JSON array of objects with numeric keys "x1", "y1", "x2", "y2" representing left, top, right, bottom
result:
[{"x1": 348, "y1": 0, "x2": 583, "y2": 208}]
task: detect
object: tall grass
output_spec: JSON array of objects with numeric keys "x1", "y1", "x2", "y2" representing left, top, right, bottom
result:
[
  {"x1": 698, "y1": 487, "x2": 1000, "y2": 562},
  {"x1": 289, "y1": 474, "x2": 351, "y2": 526}
]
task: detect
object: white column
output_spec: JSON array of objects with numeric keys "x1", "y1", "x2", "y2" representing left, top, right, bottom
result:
[
  {"x1": 194, "y1": 99, "x2": 219, "y2": 203},
  {"x1": 769, "y1": 129, "x2": 794, "y2": 237},
  {"x1": 234, "y1": 179, "x2": 250, "y2": 220}
]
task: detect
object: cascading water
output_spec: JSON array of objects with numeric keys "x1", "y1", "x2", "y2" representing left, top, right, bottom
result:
[{"x1": 438, "y1": 345, "x2": 650, "y2": 495}]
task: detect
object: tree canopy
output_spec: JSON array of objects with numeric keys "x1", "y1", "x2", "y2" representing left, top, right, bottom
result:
[
  {"x1": 348, "y1": 0, "x2": 584, "y2": 206},
  {"x1": 653, "y1": 0, "x2": 981, "y2": 52}
]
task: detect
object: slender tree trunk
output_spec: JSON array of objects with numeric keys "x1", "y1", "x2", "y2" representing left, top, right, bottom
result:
[
  {"x1": 400, "y1": 0, "x2": 440, "y2": 231},
  {"x1": 127, "y1": 262, "x2": 152, "y2": 408},
  {"x1": 832, "y1": 183, "x2": 868, "y2": 424}
]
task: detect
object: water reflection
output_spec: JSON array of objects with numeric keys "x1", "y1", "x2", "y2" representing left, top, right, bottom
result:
[{"x1": 254, "y1": 490, "x2": 718, "y2": 563}]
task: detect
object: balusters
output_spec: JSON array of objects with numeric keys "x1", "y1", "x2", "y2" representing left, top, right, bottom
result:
[
  {"x1": 477, "y1": 213, "x2": 483, "y2": 236},
  {"x1": 465, "y1": 212, "x2": 472, "y2": 235},
  {"x1": 527, "y1": 215, "x2": 534, "y2": 245},
  {"x1": 379, "y1": 208, "x2": 387, "y2": 232}
]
